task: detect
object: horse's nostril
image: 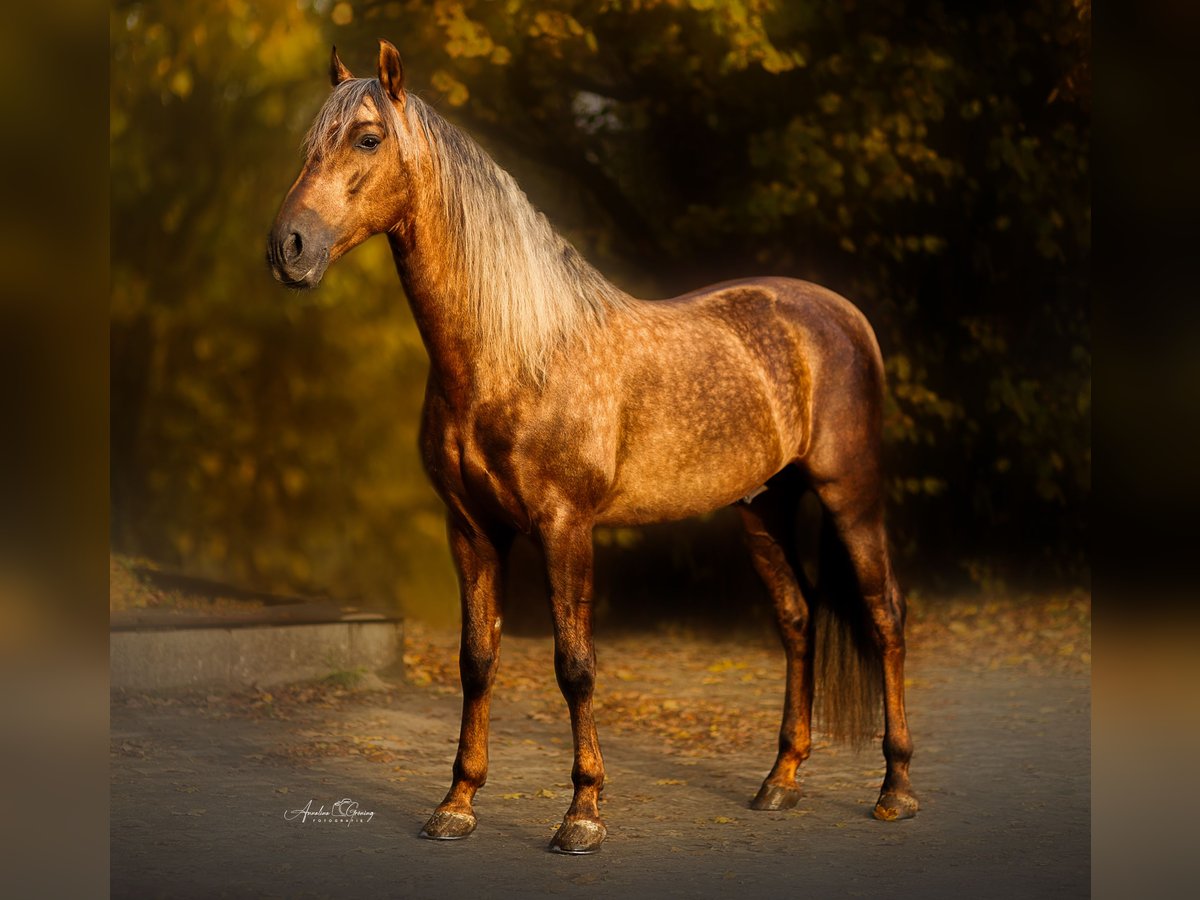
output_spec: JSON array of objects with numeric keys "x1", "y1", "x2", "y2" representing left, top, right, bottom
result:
[{"x1": 283, "y1": 232, "x2": 303, "y2": 263}]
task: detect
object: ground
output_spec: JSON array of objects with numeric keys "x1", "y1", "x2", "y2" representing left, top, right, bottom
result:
[{"x1": 110, "y1": 594, "x2": 1090, "y2": 898}]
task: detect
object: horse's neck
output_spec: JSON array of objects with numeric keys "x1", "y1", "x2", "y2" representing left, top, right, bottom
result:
[
  {"x1": 388, "y1": 162, "x2": 621, "y2": 403},
  {"x1": 387, "y1": 205, "x2": 493, "y2": 404}
]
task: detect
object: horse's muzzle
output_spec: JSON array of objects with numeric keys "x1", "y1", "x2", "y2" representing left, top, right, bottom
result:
[{"x1": 267, "y1": 209, "x2": 333, "y2": 289}]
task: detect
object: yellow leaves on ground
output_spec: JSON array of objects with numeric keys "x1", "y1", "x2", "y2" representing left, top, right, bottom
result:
[
  {"x1": 173, "y1": 597, "x2": 1090, "y2": 782},
  {"x1": 332, "y1": 600, "x2": 1088, "y2": 772},
  {"x1": 705, "y1": 658, "x2": 747, "y2": 674},
  {"x1": 500, "y1": 789, "x2": 557, "y2": 799},
  {"x1": 702, "y1": 657, "x2": 766, "y2": 685},
  {"x1": 911, "y1": 592, "x2": 1092, "y2": 674}
]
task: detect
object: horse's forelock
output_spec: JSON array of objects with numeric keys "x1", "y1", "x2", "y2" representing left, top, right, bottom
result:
[{"x1": 302, "y1": 78, "x2": 404, "y2": 162}]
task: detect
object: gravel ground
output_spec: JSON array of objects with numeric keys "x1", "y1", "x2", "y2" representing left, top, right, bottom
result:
[{"x1": 111, "y1": 596, "x2": 1090, "y2": 898}]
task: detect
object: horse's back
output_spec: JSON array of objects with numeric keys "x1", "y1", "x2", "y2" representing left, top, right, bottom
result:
[
  {"x1": 676, "y1": 274, "x2": 885, "y2": 403},
  {"x1": 682, "y1": 276, "x2": 888, "y2": 484},
  {"x1": 583, "y1": 277, "x2": 878, "y2": 524},
  {"x1": 646, "y1": 274, "x2": 885, "y2": 426},
  {"x1": 665, "y1": 275, "x2": 882, "y2": 373}
]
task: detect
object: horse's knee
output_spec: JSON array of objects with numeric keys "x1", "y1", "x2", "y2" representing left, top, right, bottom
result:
[
  {"x1": 554, "y1": 647, "x2": 595, "y2": 700},
  {"x1": 460, "y1": 646, "x2": 498, "y2": 696}
]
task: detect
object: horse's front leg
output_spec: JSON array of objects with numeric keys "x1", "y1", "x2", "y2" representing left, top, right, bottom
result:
[
  {"x1": 421, "y1": 517, "x2": 508, "y2": 840},
  {"x1": 542, "y1": 514, "x2": 607, "y2": 854}
]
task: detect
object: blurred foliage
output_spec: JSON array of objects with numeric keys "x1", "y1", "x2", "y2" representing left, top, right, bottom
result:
[{"x1": 111, "y1": 0, "x2": 1089, "y2": 620}]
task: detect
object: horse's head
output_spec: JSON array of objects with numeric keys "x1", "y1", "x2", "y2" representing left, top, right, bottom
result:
[{"x1": 268, "y1": 41, "x2": 412, "y2": 289}]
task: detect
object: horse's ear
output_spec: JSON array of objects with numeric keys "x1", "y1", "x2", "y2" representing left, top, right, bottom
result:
[
  {"x1": 378, "y1": 39, "x2": 406, "y2": 105},
  {"x1": 330, "y1": 46, "x2": 353, "y2": 87}
]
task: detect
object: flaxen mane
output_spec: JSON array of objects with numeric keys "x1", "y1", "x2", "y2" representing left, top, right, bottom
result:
[{"x1": 305, "y1": 79, "x2": 632, "y2": 378}]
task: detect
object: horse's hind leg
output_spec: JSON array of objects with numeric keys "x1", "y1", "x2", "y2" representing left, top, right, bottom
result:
[
  {"x1": 738, "y1": 471, "x2": 815, "y2": 811},
  {"x1": 813, "y1": 475, "x2": 919, "y2": 820},
  {"x1": 421, "y1": 517, "x2": 510, "y2": 840}
]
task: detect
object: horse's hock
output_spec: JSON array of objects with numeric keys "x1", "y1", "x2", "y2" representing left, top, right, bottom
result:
[{"x1": 110, "y1": 602, "x2": 404, "y2": 692}]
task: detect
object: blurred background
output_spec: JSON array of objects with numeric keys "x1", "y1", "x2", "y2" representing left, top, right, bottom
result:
[{"x1": 109, "y1": 0, "x2": 1090, "y2": 628}]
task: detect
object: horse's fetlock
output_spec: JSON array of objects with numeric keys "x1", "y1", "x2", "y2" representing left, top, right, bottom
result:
[
  {"x1": 884, "y1": 734, "x2": 914, "y2": 764},
  {"x1": 452, "y1": 759, "x2": 488, "y2": 790},
  {"x1": 572, "y1": 768, "x2": 604, "y2": 792},
  {"x1": 779, "y1": 736, "x2": 812, "y2": 763}
]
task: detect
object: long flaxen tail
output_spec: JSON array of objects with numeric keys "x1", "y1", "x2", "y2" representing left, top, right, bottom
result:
[{"x1": 810, "y1": 512, "x2": 883, "y2": 747}]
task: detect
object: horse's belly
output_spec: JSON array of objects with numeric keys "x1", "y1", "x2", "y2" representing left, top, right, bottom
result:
[
  {"x1": 596, "y1": 391, "x2": 791, "y2": 526},
  {"x1": 597, "y1": 465, "x2": 780, "y2": 525}
]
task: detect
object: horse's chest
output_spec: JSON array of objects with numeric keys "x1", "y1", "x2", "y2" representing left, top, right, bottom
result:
[
  {"x1": 460, "y1": 427, "x2": 535, "y2": 530},
  {"x1": 420, "y1": 403, "x2": 534, "y2": 531}
]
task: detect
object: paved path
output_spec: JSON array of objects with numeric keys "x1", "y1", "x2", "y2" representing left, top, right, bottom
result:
[{"x1": 111, "y1": 615, "x2": 1089, "y2": 898}]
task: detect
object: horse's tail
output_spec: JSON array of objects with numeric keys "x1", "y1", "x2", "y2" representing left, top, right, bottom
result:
[{"x1": 811, "y1": 511, "x2": 883, "y2": 747}]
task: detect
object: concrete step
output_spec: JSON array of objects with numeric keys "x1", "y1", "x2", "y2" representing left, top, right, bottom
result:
[{"x1": 110, "y1": 605, "x2": 404, "y2": 692}]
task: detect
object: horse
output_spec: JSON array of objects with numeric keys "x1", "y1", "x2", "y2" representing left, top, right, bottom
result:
[{"x1": 268, "y1": 41, "x2": 918, "y2": 854}]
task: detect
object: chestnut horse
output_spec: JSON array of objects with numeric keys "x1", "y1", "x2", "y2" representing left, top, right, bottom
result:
[{"x1": 268, "y1": 41, "x2": 918, "y2": 854}]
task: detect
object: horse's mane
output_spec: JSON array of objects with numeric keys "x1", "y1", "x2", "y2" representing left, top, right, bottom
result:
[{"x1": 306, "y1": 79, "x2": 633, "y2": 379}]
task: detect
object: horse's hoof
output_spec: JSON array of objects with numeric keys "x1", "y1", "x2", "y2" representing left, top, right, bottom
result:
[
  {"x1": 750, "y1": 782, "x2": 801, "y2": 811},
  {"x1": 873, "y1": 791, "x2": 919, "y2": 821},
  {"x1": 548, "y1": 818, "x2": 607, "y2": 854},
  {"x1": 420, "y1": 809, "x2": 477, "y2": 839}
]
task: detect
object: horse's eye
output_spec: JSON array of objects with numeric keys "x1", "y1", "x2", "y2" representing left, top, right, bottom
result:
[{"x1": 356, "y1": 135, "x2": 381, "y2": 151}]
